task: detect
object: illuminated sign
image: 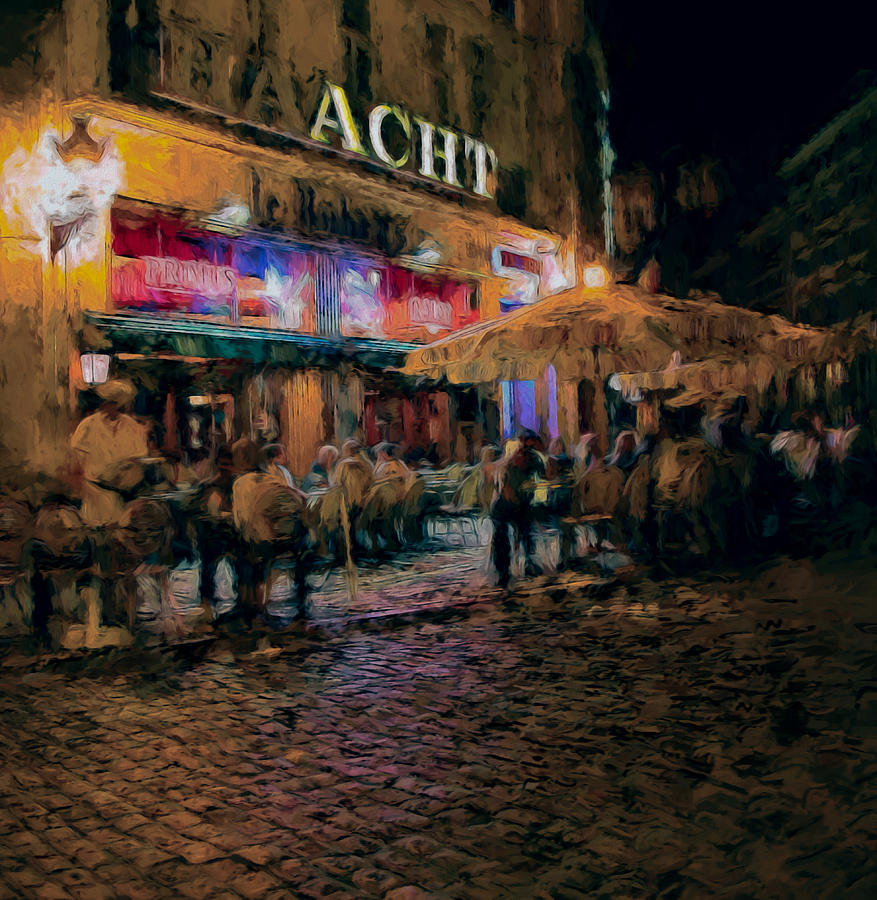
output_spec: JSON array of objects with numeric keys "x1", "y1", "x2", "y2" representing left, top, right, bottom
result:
[
  {"x1": 339, "y1": 265, "x2": 386, "y2": 338},
  {"x1": 141, "y1": 257, "x2": 236, "y2": 298},
  {"x1": 408, "y1": 296, "x2": 453, "y2": 333},
  {"x1": 309, "y1": 83, "x2": 498, "y2": 199},
  {"x1": 111, "y1": 211, "x2": 315, "y2": 331},
  {"x1": 111, "y1": 210, "x2": 478, "y2": 342},
  {"x1": 491, "y1": 232, "x2": 576, "y2": 310},
  {"x1": 339, "y1": 260, "x2": 477, "y2": 342}
]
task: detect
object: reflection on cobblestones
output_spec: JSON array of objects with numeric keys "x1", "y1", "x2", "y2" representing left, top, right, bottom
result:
[{"x1": 0, "y1": 557, "x2": 875, "y2": 898}]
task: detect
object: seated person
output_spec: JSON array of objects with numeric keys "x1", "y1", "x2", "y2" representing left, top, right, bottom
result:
[
  {"x1": 261, "y1": 443, "x2": 296, "y2": 488},
  {"x1": 453, "y1": 444, "x2": 499, "y2": 512},
  {"x1": 605, "y1": 430, "x2": 640, "y2": 473},
  {"x1": 231, "y1": 435, "x2": 262, "y2": 475},
  {"x1": 331, "y1": 439, "x2": 374, "y2": 510},
  {"x1": 303, "y1": 444, "x2": 339, "y2": 492},
  {"x1": 548, "y1": 437, "x2": 574, "y2": 482},
  {"x1": 231, "y1": 458, "x2": 312, "y2": 613},
  {"x1": 373, "y1": 442, "x2": 417, "y2": 500}
]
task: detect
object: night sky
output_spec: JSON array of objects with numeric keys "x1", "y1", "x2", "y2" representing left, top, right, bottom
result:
[{"x1": 597, "y1": 0, "x2": 877, "y2": 187}]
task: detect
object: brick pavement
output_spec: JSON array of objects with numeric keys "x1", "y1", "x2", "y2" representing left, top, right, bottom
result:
[{"x1": 0, "y1": 554, "x2": 875, "y2": 898}]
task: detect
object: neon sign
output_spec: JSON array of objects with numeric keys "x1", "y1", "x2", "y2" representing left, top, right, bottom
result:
[
  {"x1": 408, "y1": 296, "x2": 453, "y2": 333},
  {"x1": 111, "y1": 210, "x2": 477, "y2": 341},
  {"x1": 340, "y1": 267, "x2": 386, "y2": 338},
  {"x1": 141, "y1": 257, "x2": 236, "y2": 298},
  {"x1": 492, "y1": 232, "x2": 576, "y2": 309},
  {"x1": 309, "y1": 83, "x2": 499, "y2": 199},
  {"x1": 111, "y1": 211, "x2": 315, "y2": 330}
]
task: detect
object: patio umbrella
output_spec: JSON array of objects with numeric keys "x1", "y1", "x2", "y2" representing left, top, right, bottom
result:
[{"x1": 403, "y1": 282, "x2": 842, "y2": 392}]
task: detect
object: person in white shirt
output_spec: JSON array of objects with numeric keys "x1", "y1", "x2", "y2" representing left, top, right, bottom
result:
[{"x1": 70, "y1": 380, "x2": 148, "y2": 526}]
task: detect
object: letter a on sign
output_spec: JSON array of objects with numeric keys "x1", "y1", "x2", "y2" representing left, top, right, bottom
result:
[{"x1": 309, "y1": 83, "x2": 367, "y2": 155}]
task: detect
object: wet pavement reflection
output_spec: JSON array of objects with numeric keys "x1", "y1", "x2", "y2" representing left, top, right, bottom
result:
[{"x1": 0, "y1": 555, "x2": 875, "y2": 898}]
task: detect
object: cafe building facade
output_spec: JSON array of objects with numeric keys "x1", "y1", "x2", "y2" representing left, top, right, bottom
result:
[{"x1": 0, "y1": 0, "x2": 608, "y2": 477}]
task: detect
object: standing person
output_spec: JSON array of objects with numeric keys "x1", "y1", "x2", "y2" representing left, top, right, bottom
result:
[
  {"x1": 70, "y1": 379, "x2": 149, "y2": 526},
  {"x1": 490, "y1": 430, "x2": 546, "y2": 589},
  {"x1": 330, "y1": 439, "x2": 374, "y2": 556},
  {"x1": 68, "y1": 379, "x2": 153, "y2": 642},
  {"x1": 230, "y1": 456, "x2": 266, "y2": 619},
  {"x1": 332, "y1": 439, "x2": 374, "y2": 512},
  {"x1": 476, "y1": 445, "x2": 501, "y2": 513}
]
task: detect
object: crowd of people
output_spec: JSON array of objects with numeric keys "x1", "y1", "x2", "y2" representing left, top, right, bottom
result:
[
  {"x1": 4, "y1": 376, "x2": 874, "y2": 643},
  {"x1": 479, "y1": 408, "x2": 873, "y2": 586},
  {"x1": 16, "y1": 380, "x2": 455, "y2": 631}
]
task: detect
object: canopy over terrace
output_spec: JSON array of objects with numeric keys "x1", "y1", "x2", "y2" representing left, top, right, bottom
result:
[
  {"x1": 402, "y1": 281, "x2": 852, "y2": 443},
  {"x1": 403, "y1": 282, "x2": 842, "y2": 389}
]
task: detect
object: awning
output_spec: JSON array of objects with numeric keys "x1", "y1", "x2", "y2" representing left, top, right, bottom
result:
[
  {"x1": 83, "y1": 312, "x2": 418, "y2": 371},
  {"x1": 610, "y1": 354, "x2": 783, "y2": 402},
  {"x1": 402, "y1": 281, "x2": 841, "y2": 387}
]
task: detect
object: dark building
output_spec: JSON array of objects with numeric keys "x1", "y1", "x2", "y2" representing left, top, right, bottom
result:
[{"x1": 726, "y1": 84, "x2": 877, "y2": 326}]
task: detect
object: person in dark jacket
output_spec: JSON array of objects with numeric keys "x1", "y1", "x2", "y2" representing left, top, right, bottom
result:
[{"x1": 490, "y1": 430, "x2": 546, "y2": 588}]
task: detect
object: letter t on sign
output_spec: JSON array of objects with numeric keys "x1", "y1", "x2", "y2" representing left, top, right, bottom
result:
[
  {"x1": 309, "y1": 83, "x2": 367, "y2": 155},
  {"x1": 464, "y1": 135, "x2": 498, "y2": 198}
]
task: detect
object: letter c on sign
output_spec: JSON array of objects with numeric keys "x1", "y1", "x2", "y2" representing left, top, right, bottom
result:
[{"x1": 368, "y1": 105, "x2": 411, "y2": 169}]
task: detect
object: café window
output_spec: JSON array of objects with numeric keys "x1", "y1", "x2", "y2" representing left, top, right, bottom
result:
[
  {"x1": 467, "y1": 39, "x2": 491, "y2": 135},
  {"x1": 341, "y1": 0, "x2": 370, "y2": 35},
  {"x1": 111, "y1": 211, "x2": 234, "y2": 321},
  {"x1": 337, "y1": 257, "x2": 478, "y2": 342},
  {"x1": 425, "y1": 21, "x2": 451, "y2": 68},
  {"x1": 383, "y1": 267, "x2": 478, "y2": 343},
  {"x1": 343, "y1": 35, "x2": 372, "y2": 103},
  {"x1": 108, "y1": 0, "x2": 161, "y2": 96},
  {"x1": 489, "y1": 0, "x2": 516, "y2": 25},
  {"x1": 497, "y1": 165, "x2": 528, "y2": 219},
  {"x1": 110, "y1": 208, "x2": 316, "y2": 333}
]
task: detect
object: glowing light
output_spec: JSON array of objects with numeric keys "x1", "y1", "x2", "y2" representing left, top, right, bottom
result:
[
  {"x1": 0, "y1": 126, "x2": 124, "y2": 264},
  {"x1": 208, "y1": 196, "x2": 251, "y2": 227},
  {"x1": 262, "y1": 267, "x2": 310, "y2": 330},
  {"x1": 341, "y1": 268, "x2": 385, "y2": 337},
  {"x1": 80, "y1": 353, "x2": 111, "y2": 385},
  {"x1": 583, "y1": 265, "x2": 607, "y2": 288}
]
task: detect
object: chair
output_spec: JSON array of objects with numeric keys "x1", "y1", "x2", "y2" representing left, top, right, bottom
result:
[
  {"x1": 429, "y1": 504, "x2": 482, "y2": 547},
  {"x1": 0, "y1": 501, "x2": 34, "y2": 637}
]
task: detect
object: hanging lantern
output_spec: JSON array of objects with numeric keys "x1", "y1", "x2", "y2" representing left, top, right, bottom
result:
[
  {"x1": 80, "y1": 353, "x2": 111, "y2": 385},
  {"x1": 583, "y1": 265, "x2": 607, "y2": 288}
]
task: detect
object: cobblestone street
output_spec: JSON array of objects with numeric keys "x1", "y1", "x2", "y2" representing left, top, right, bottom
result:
[{"x1": 1, "y1": 553, "x2": 875, "y2": 899}]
